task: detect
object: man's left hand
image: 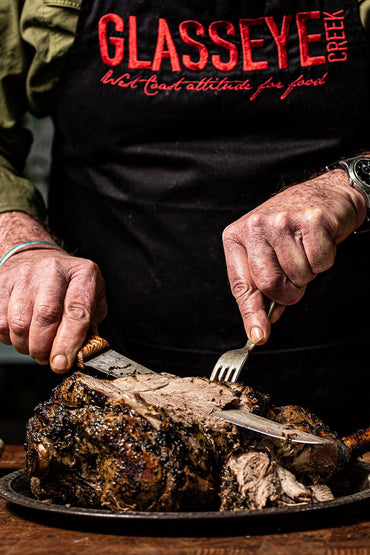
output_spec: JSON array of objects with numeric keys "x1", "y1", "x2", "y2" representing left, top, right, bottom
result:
[{"x1": 222, "y1": 169, "x2": 367, "y2": 345}]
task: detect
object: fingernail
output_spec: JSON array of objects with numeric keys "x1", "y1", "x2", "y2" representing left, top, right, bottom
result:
[
  {"x1": 51, "y1": 354, "x2": 69, "y2": 373},
  {"x1": 250, "y1": 327, "x2": 264, "y2": 344}
]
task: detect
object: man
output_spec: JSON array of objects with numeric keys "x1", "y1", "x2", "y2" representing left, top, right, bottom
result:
[{"x1": 0, "y1": 0, "x2": 369, "y2": 433}]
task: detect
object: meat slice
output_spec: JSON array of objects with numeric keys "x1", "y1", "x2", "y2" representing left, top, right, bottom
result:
[
  {"x1": 89, "y1": 372, "x2": 270, "y2": 428},
  {"x1": 219, "y1": 451, "x2": 326, "y2": 511}
]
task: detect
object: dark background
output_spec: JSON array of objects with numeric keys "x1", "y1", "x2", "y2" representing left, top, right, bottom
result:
[{"x1": 0, "y1": 357, "x2": 60, "y2": 444}]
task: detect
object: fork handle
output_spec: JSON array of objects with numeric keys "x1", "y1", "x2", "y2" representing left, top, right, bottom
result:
[
  {"x1": 244, "y1": 300, "x2": 276, "y2": 350},
  {"x1": 267, "y1": 300, "x2": 276, "y2": 318}
]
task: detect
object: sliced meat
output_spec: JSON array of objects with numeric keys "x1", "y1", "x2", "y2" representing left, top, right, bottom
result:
[{"x1": 219, "y1": 451, "x2": 330, "y2": 511}]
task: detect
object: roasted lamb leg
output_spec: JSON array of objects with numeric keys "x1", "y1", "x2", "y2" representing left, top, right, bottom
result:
[
  {"x1": 25, "y1": 372, "x2": 370, "y2": 512},
  {"x1": 26, "y1": 372, "x2": 270, "y2": 511}
]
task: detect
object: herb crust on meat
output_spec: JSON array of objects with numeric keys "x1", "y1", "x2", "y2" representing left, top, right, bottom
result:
[{"x1": 26, "y1": 371, "x2": 349, "y2": 512}]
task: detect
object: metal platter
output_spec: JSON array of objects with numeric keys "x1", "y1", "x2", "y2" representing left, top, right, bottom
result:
[{"x1": 1, "y1": 463, "x2": 370, "y2": 534}]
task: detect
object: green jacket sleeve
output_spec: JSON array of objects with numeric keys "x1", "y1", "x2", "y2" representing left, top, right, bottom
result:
[
  {"x1": 0, "y1": 0, "x2": 44, "y2": 216},
  {"x1": 0, "y1": 0, "x2": 80, "y2": 218}
]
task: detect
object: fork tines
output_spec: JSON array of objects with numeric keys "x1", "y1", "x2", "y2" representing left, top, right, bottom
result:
[
  {"x1": 210, "y1": 300, "x2": 276, "y2": 383},
  {"x1": 210, "y1": 343, "x2": 254, "y2": 383},
  {"x1": 210, "y1": 365, "x2": 239, "y2": 383}
]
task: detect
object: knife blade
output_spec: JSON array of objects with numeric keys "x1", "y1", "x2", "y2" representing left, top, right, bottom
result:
[
  {"x1": 77, "y1": 334, "x2": 155, "y2": 379},
  {"x1": 212, "y1": 409, "x2": 333, "y2": 445}
]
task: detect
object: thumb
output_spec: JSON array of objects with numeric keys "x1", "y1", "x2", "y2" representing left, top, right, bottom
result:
[{"x1": 238, "y1": 289, "x2": 273, "y2": 345}]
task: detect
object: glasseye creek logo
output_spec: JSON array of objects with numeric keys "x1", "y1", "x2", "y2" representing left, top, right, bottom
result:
[{"x1": 97, "y1": 10, "x2": 348, "y2": 98}]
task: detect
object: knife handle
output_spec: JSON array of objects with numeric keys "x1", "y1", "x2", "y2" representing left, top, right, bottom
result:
[{"x1": 76, "y1": 334, "x2": 110, "y2": 368}]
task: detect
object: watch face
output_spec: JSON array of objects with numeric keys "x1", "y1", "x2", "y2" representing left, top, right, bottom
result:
[{"x1": 354, "y1": 158, "x2": 370, "y2": 187}]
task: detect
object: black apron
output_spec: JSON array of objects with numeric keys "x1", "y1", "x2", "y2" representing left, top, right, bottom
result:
[{"x1": 49, "y1": 0, "x2": 370, "y2": 433}]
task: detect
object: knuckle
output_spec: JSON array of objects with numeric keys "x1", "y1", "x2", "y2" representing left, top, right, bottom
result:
[
  {"x1": 37, "y1": 256, "x2": 68, "y2": 280},
  {"x1": 34, "y1": 303, "x2": 61, "y2": 326},
  {"x1": 71, "y1": 260, "x2": 105, "y2": 293},
  {"x1": 284, "y1": 288, "x2": 306, "y2": 305},
  {"x1": 10, "y1": 315, "x2": 29, "y2": 338},
  {"x1": 256, "y1": 276, "x2": 282, "y2": 301},
  {"x1": 222, "y1": 224, "x2": 236, "y2": 246},
  {"x1": 65, "y1": 302, "x2": 91, "y2": 323},
  {"x1": 258, "y1": 274, "x2": 278, "y2": 294},
  {"x1": 310, "y1": 246, "x2": 336, "y2": 273},
  {"x1": 37, "y1": 256, "x2": 60, "y2": 273},
  {"x1": 273, "y1": 211, "x2": 290, "y2": 230},
  {"x1": 86, "y1": 259, "x2": 100, "y2": 274},
  {"x1": 76, "y1": 258, "x2": 101, "y2": 278},
  {"x1": 245, "y1": 212, "x2": 264, "y2": 233},
  {"x1": 17, "y1": 260, "x2": 31, "y2": 273},
  {"x1": 311, "y1": 258, "x2": 332, "y2": 275},
  {"x1": 303, "y1": 206, "x2": 326, "y2": 227},
  {"x1": 16, "y1": 264, "x2": 32, "y2": 283},
  {"x1": 222, "y1": 220, "x2": 248, "y2": 248},
  {"x1": 276, "y1": 281, "x2": 305, "y2": 305},
  {"x1": 224, "y1": 216, "x2": 257, "y2": 246},
  {"x1": 230, "y1": 279, "x2": 254, "y2": 302},
  {"x1": 288, "y1": 274, "x2": 307, "y2": 289}
]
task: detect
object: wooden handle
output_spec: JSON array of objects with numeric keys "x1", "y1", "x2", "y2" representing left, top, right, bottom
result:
[{"x1": 77, "y1": 334, "x2": 110, "y2": 368}]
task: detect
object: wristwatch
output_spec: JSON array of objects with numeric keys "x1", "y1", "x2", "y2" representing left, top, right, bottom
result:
[{"x1": 331, "y1": 155, "x2": 370, "y2": 209}]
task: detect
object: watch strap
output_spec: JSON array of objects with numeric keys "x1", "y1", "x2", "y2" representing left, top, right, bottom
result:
[
  {"x1": 328, "y1": 156, "x2": 370, "y2": 209},
  {"x1": 327, "y1": 155, "x2": 370, "y2": 233}
]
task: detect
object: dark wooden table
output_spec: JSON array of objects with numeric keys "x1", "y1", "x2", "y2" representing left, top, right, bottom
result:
[{"x1": 1, "y1": 445, "x2": 370, "y2": 554}]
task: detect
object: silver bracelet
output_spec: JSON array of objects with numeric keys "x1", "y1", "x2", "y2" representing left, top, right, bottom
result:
[{"x1": 0, "y1": 240, "x2": 63, "y2": 266}]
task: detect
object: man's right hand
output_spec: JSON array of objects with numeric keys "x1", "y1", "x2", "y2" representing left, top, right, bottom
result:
[{"x1": 0, "y1": 213, "x2": 107, "y2": 373}]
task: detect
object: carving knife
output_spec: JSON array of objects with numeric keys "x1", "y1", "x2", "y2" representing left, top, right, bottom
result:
[
  {"x1": 77, "y1": 335, "x2": 331, "y2": 445},
  {"x1": 76, "y1": 334, "x2": 155, "y2": 378},
  {"x1": 212, "y1": 409, "x2": 333, "y2": 445}
]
